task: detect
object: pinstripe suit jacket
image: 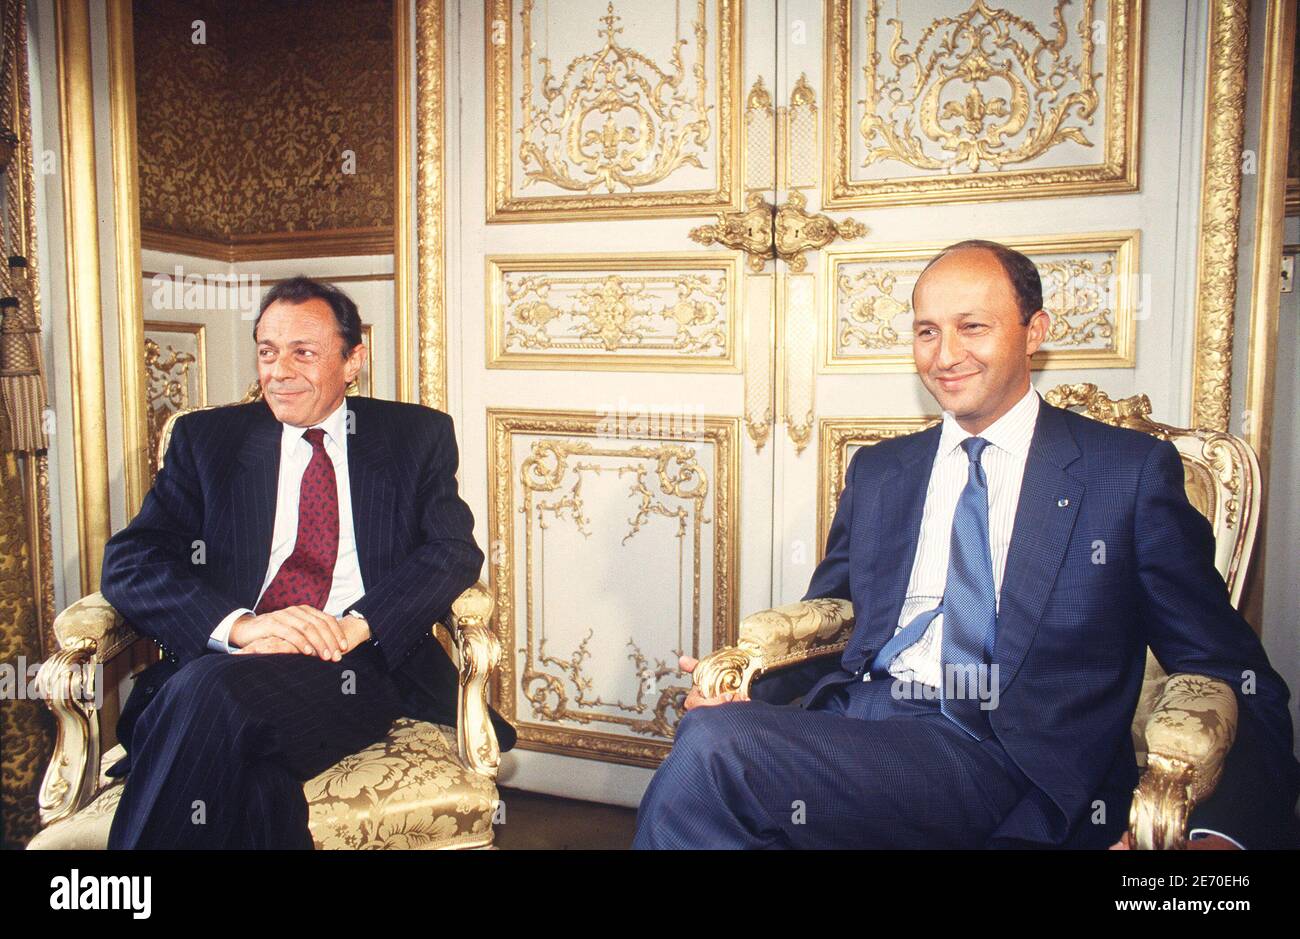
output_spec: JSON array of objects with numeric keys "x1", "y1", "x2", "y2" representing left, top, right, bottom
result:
[
  {"x1": 796, "y1": 399, "x2": 1298, "y2": 847},
  {"x1": 101, "y1": 396, "x2": 515, "y2": 748}
]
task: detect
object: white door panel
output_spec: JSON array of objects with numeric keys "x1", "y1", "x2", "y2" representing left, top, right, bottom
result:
[{"x1": 451, "y1": 0, "x2": 777, "y2": 803}]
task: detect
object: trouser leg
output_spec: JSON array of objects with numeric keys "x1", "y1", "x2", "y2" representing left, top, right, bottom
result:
[
  {"x1": 108, "y1": 645, "x2": 400, "y2": 849},
  {"x1": 634, "y1": 679, "x2": 1029, "y2": 849}
]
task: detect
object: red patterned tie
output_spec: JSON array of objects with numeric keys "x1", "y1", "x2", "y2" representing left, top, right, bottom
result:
[{"x1": 255, "y1": 428, "x2": 340, "y2": 614}]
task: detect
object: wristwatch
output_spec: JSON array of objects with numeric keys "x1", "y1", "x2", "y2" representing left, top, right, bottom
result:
[{"x1": 346, "y1": 608, "x2": 380, "y2": 652}]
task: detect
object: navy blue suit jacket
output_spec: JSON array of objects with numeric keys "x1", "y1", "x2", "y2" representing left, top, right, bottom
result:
[
  {"x1": 794, "y1": 399, "x2": 1298, "y2": 847},
  {"x1": 101, "y1": 395, "x2": 516, "y2": 750}
]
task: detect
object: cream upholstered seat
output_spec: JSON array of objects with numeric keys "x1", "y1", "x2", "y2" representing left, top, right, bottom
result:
[
  {"x1": 692, "y1": 383, "x2": 1260, "y2": 850},
  {"x1": 30, "y1": 716, "x2": 498, "y2": 850},
  {"x1": 29, "y1": 387, "x2": 505, "y2": 850}
]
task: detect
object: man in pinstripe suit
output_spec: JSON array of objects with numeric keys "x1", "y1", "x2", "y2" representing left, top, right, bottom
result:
[
  {"x1": 635, "y1": 241, "x2": 1299, "y2": 850},
  {"x1": 100, "y1": 276, "x2": 514, "y2": 849}
]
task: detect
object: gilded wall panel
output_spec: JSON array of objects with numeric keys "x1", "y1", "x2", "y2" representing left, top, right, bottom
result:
[
  {"x1": 825, "y1": 0, "x2": 1142, "y2": 208},
  {"x1": 143, "y1": 322, "x2": 206, "y2": 476},
  {"x1": 487, "y1": 253, "x2": 741, "y2": 370},
  {"x1": 487, "y1": 0, "x2": 742, "y2": 221},
  {"x1": 817, "y1": 416, "x2": 939, "y2": 558},
  {"x1": 489, "y1": 409, "x2": 738, "y2": 766},
  {"x1": 823, "y1": 232, "x2": 1139, "y2": 372}
]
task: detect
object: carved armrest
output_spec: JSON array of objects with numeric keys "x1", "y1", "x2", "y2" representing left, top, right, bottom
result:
[
  {"x1": 449, "y1": 582, "x2": 503, "y2": 780},
  {"x1": 36, "y1": 592, "x2": 142, "y2": 826},
  {"x1": 1128, "y1": 673, "x2": 1237, "y2": 850},
  {"x1": 694, "y1": 597, "x2": 855, "y2": 700}
]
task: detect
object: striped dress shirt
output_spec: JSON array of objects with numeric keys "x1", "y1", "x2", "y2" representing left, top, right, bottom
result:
[{"x1": 887, "y1": 385, "x2": 1040, "y2": 688}]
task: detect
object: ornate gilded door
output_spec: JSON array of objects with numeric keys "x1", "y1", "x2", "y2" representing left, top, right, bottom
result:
[
  {"x1": 452, "y1": 0, "x2": 1189, "y2": 807},
  {"x1": 452, "y1": 0, "x2": 777, "y2": 804}
]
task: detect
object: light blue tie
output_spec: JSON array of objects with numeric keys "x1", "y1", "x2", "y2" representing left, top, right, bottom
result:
[{"x1": 872, "y1": 436, "x2": 997, "y2": 739}]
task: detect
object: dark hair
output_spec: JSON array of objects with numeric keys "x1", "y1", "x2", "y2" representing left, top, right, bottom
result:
[
  {"x1": 253, "y1": 275, "x2": 362, "y2": 356},
  {"x1": 913, "y1": 239, "x2": 1043, "y2": 325}
]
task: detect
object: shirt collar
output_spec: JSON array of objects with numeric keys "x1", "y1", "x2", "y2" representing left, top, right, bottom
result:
[
  {"x1": 937, "y1": 384, "x2": 1040, "y2": 461},
  {"x1": 279, "y1": 397, "x2": 349, "y2": 451}
]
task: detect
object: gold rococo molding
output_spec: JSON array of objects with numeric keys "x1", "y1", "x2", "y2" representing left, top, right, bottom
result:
[
  {"x1": 1190, "y1": 0, "x2": 1249, "y2": 432},
  {"x1": 816, "y1": 415, "x2": 939, "y2": 560},
  {"x1": 485, "y1": 0, "x2": 743, "y2": 223},
  {"x1": 823, "y1": 0, "x2": 1143, "y2": 209},
  {"x1": 415, "y1": 0, "x2": 445, "y2": 409},
  {"x1": 141, "y1": 226, "x2": 396, "y2": 264},
  {"x1": 57, "y1": 0, "x2": 111, "y2": 593},
  {"x1": 487, "y1": 407, "x2": 739, "y2": 767},
  {"x1": 486, "y1": 251, "x2": 744, "y2": 372}
]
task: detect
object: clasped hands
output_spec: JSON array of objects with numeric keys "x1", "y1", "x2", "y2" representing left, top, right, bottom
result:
[{"x1": 229, "y1": 606, "x2": 370, "y2": 661}]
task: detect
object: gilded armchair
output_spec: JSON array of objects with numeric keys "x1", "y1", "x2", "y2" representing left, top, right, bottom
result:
[
  {"x1": 693, "y1": 383, "x2": 1260, "y2": 850},
  {"x1": 30, "y1": 387, "x2": 506, "y2": 849}
]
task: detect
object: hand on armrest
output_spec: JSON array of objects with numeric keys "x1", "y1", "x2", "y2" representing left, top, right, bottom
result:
[
  {"x1": 691, "y1": 597, "x2": 857, "y2": 701},
  {"x1": 680, "y1": 655, "x2": 748, "y2": 711}
]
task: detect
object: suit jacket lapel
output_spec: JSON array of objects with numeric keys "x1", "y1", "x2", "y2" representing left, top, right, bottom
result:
[
  {"x1": 232, "y1": 402, "x2": 281, "y2": 606},
  {"x1": 865, "y1": 426, "x2": 942, "y2": 647},
  {"x1": 345, "y1": 397, "x2": 396, "y2": 589},
  {"x1": 995, "y1": 402, "x2": 1084, "y2": 692}
]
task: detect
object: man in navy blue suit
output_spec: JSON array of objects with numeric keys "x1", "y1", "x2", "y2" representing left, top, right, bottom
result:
[
  {"x1": 101, "y1": 276, "x2": 514, "y2": 848},
  {"x1": 635, "y1": 241, "x2": 1299, "y2": 849}
]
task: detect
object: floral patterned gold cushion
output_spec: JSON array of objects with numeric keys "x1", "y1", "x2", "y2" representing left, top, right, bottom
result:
[
  {"x1": 1130, "y1": 648, "x2": 1169, "y2": 765},
  {"x1": 737, "y1": 597, "x2": 856, "y2": 665},
  {"x1": 27, "y1": 774, "x2": 126, "y2": 851},
  {"x1": 306, "y1": 718, "x2": 497, "y2": 849},
  {"x1": 28, "y1": 719, "x2": 497, "y2": 850},
  {"x1": 1140, "y1": 673, "x2": 1237, "y2": 801}
]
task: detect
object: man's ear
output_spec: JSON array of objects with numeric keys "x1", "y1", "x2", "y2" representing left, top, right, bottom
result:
[
  {"x1": 1025, "y1": 309, "x2": 1050, "y2": 356},
  {"x1": 343, "y1": 342, "x2": 367, "y2": 384}
]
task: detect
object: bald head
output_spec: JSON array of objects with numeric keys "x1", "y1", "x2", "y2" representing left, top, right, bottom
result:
[
  {"x1": 910, "y1": 241, "x2": 1050, "y2": 434},
  {"x1": 912, "y1": 240, "x2": 1042, "y2": 326}
]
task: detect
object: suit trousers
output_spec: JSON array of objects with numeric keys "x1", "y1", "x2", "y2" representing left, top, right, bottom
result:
[
  {"x1": 633, "y1": 674, "x2": 1033, "y2": 849},
  {"x1": 106, "y1": 644, "x2": 402, "y2": 849}
]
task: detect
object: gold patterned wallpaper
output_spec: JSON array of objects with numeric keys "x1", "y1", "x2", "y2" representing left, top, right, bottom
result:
[{"x1": 134, "y1": 0, "x2": 395, "y2": 258}]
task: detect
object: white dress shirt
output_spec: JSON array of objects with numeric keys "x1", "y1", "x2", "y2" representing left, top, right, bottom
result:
[
  {"x1": 208, "y1": 399, "x2": 366, "y2": 651},
  {"x1": 886, "y1": 384, "x2": 1039, "y2": 687}
]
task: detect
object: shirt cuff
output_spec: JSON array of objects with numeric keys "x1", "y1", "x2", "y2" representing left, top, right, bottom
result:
[
  {"x1": 1188, "y1": 828, "x2": 1246, "y2": 850},
  {"x1": 209, "y1": 608, "x2": 254, "y2": 653}
]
